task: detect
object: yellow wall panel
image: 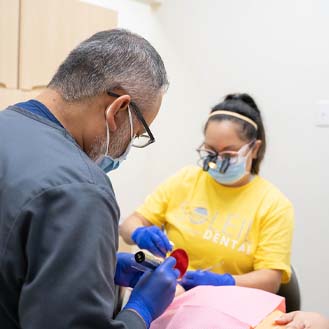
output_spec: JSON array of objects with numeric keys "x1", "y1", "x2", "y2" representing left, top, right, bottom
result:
[
  {"x1": 0, "y1": 0, "x2": 20, "y2": 88},
  {"x1": 19, "y1": 0, "x2": 118, "y2": 90}
]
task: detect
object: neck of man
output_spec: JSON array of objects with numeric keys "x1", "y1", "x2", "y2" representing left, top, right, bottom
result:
[{"x1": 34, "y1": 88, "x2": 106, "y2": 157}]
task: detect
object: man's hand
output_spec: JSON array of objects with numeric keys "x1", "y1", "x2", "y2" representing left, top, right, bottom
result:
[
  {"x1": 114, "y1": 252, "x2": 143, "y2": 288},
  {"x1": 275, "y1": 311, "x2": 329, "y2": 329},
  {"x1": 124, "y1": 256, "x2": 180, "y2": 327}
]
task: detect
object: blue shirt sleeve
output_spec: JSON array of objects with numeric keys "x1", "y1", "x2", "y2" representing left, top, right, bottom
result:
[{"x1": 16, "y1": 182, "x2": 145, "y2": 329}]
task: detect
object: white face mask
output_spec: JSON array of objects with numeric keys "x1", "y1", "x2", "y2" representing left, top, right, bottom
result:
[{"x1": 96, "y1": 106, "x2": 134, "y2": 173}]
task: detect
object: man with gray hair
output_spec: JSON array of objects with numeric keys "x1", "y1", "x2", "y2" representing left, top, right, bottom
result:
[{"x1": 0, "y1": 29, "x2": 179, "y2": 328}]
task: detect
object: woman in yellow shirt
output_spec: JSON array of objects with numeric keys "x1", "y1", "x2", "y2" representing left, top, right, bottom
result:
[{"x1": 120, "y1": 93, "x2": 294, "y2": 293}]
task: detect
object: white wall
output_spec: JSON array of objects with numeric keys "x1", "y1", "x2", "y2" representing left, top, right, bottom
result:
[{"x1": 86, "y1": 0, "x2": 329, "y2": 316}]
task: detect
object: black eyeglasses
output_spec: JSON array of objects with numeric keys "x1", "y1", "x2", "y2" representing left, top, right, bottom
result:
[{"x1": 107, "y1": 91, "x2": 155, "y2": 148}]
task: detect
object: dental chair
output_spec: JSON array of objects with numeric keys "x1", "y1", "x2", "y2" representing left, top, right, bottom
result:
[{"x1": 277, "y1": 266, "x2": 301, "y2": 312}]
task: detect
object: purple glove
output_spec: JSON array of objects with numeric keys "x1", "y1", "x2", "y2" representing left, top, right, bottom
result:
[
  {"x1": 131, "y1": 225, "x2": 172, "y2": 257},
  {"x1": 114, "y1": 252, "x2": 144, "y2": 288},
  {"x1": 124, "y1": 256, "x2": 180, "y2": 327},
  {"x1": 180, "y1": 270, "x2": 235, "y2": 290}
]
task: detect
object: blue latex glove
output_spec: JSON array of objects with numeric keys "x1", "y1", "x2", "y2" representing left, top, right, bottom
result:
[
  {"x1": 131, "y1": 225, "x2": 172, "y2": 257},
  {"x1": 123, "y1": 256, "x2": 179, "y2": 328},
  {"x1": 114, "y1": 252, "x2": 144, "y2": 288},
  {"x1": 180, "y1": 270, "x2": 235, "y2": 291}
]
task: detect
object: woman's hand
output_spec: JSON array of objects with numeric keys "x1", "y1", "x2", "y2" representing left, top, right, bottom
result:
[
  {"x1": 180, "y1": 270, "x2": 235, "y2": 290},
  {"x1": 131, "y1": 225, "x2": 172, "y2": 257}
]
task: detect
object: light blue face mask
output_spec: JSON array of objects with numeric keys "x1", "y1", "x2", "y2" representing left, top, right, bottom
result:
[
  {"x1": 205, "y1": 142, "x2": 254, "y2": 185},
  {"x1": 208, "y1": 156, "x2": 248, "y2": 185},
  {"x1": 97, "y1": 106, "x2": 134, "y2": 173}
]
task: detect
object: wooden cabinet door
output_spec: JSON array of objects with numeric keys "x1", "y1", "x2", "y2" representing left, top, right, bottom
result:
[
  {"x1": 19, "y1": 0, "x2": 117, "y2": 90},
  {"x1": 0, "y1": 0, "x2": 20, "y2": 89}
]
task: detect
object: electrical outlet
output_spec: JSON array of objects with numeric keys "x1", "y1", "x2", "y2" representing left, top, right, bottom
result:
[{"x1": 315, "y1": 100, "x2": 329, "y2": 127}]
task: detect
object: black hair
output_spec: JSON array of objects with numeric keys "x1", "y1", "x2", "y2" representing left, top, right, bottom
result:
[{"x1": 204, "y1": 93, "x2": 266, "y2": 174}]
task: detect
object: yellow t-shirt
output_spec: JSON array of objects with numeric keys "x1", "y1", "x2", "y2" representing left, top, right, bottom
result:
[{"x1": 136, "y1": 166, "x2": 294, "y2": 283}]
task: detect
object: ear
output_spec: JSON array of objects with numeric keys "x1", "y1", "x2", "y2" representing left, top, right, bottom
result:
[
  {"x1": 252, "y1": 140, "x2": 262, "y2": 159},
  {"x1": 105, "y1": 94, "x2": 131, "y2": 132}
]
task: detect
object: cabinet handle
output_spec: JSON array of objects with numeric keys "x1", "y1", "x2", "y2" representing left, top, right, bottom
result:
[
  {"x1": 20, "y1": 85, "x2": 46, "y2": 91},
  {"x1": 31, "y1": 85, "x2": 47, "y2": 90}
]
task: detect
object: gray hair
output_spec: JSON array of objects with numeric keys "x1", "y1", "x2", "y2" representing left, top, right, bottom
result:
[{"x1": 48, "y1": 29, "x2": 168, "y2": 111}]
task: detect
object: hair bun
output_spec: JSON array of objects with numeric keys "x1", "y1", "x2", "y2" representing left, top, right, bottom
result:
[{"x1": 225, "y1": 93, "x2": 259, "y2": 113}]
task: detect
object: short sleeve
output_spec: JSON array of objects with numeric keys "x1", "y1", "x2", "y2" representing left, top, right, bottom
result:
[
  {"x1": 253, "y1": 205, "x2": 294, "y2": 284},
  {"x1": 136, "y1": 167, "x2": 191, "y2": 227}
]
